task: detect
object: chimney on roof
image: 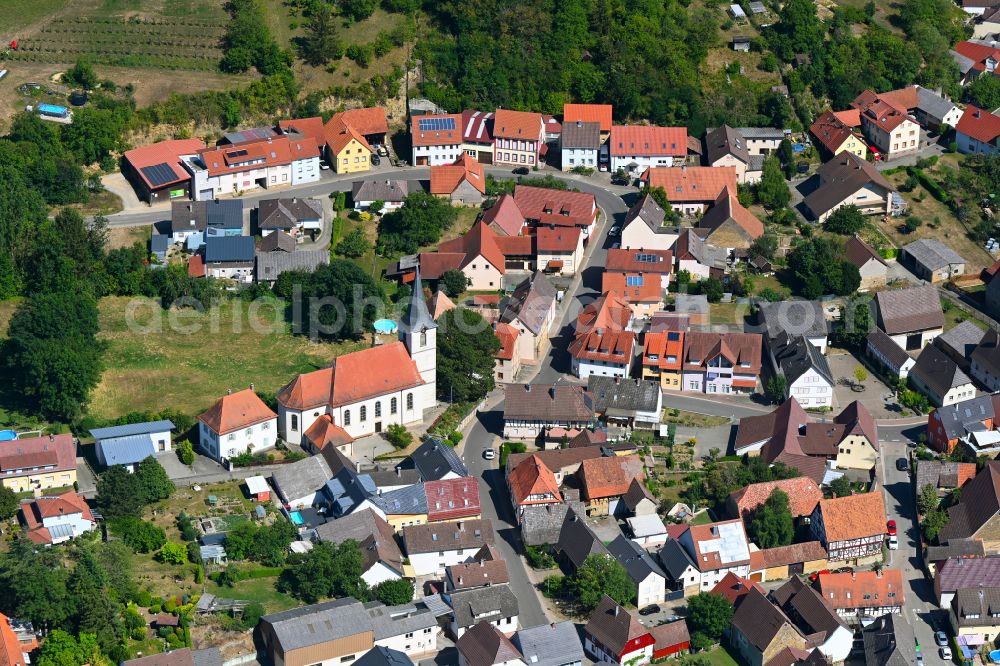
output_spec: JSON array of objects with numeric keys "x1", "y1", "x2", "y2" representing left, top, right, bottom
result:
[
  {"x1": 613, "y1": 605, "x2": 620, "y2": 616},
  {"x1": 396, "y1": 466, "x2": 401, "y2": 477},
  {"x1": 227, "y1": 389, "x2": 232, "y2": 395},
  {"x1": 525, "y1": 385, "x2": 531, "y2": 392},
  {"x1": 250, "y1": 383, "x2": 255, "y2": 392},
  {"x1": 550, "y1": 385, "x2": 557, "y2": 399}
]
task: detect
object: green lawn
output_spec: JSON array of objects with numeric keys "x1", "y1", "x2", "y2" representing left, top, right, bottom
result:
[
  {"x1": 203, "y1": 576, "x2": 298, "y2": 613},
  {"x1": 88, "y1": 296, "x2": 363, "y2": 420},
  {"x1": 690, "y1": 510, "x2": 715, "y2": 525},
  {"x1": 678, "y1": 648, "x2": 739, "y2": 666},
  {"x1": 0, "y1": 0, "x2": 70, "y2": 31}
]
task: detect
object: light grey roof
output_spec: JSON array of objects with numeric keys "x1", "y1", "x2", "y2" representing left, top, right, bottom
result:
[
  {"x1": 933, "y1": 394, "x2": 998, "y2": 440},
  {"x1": 866, "y1": 328, "x2": 911, "y2": 369},
  {"x1": 588, "y1": 377, "x2": 661, "y2": 414},
  {"x1": 520, "y1": 501, "x2": 585, "y2": 546},
  {"x1": 916, "y1": 86, "x2": 959, "y2": 121},
  {"x1": 271, "y1": 455, "x2": 334, "y2": 503},
  {"x1": 757, "y1": 300, "x2": 828, "y2": 340},
  {"x1": 912, "y1": 344, "x2": 973, "y2": 396},
  {"x1": 90, "y1": 420, "x2": 175, "y2": 440},
  {"x1": 449, "y1": 584, "x2": 520, "y2": 629},
  {"x1": 951, "y1": 50, "x2": 977, "y2": 75},
  {"x1": 607, "y1": 535, "x2": 666, "y2": 585},
  {"x1": 513, "y1": 622, "x2": 584, "y2": 666},
  {"x1": 902, "y1": 238, "x2": 966, "y2": 271},
  {"x1": 368, "y1": 482, "x2": 429, "y2": 515},
  {"x1": 191, "y1": 648, "x2": 223, "y2": 666},
  {"x1": 151, "y1": 234, "x2": 169, "y2": 253},
  {"x1": 256, "y1": 249, "x2": 329, "y2": 282},
  {"x1": 97, "y1": 434, "x2": 156, "y2": 467},
  {"x1": 875, "y1": 284, "x2": 945, "y2": 336},
  {"x1": 500, "y1": 272, "x2": 557, "y2": 336},
  {"x1": 936, "y1": 320, "x2": 986, "y2": 361},
  {"x1": 407, "y1": 437, "x2": 466, "y2": 480},
  {"x1": 562, "y1": 121, "x2": 601, "y2": 150},
  {"x1": 735, "y1": 127, "x2": 785, "y2": 139},
  {"x1": 399, "y1": 268, "x2": 438, "y2": 337},
  {"x1": 352, "y1": 179, "x2": 410, "y2": 202},
  {"x1": 675, "y1": 293, "x2": 709, "y2": 315}
]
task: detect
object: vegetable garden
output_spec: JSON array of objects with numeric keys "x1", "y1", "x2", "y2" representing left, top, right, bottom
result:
[{"x1": 2, "y1": 16, "x2": 228, "y2": 71}]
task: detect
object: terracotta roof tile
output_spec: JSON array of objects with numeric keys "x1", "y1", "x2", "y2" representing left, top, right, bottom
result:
[
  {"x1": 606, "y1": 248, "x2": 673, "y2": 274},
  {"x1": 610, "y1": 125, "x2": 687, "y2": 157},
  {"x1": 536, "y1": 225, "x2": 581, "y2": 252},
  {"x1": 643, "y1": 330, "x2": 685, "y2": 371},
  {"x1": 124, "y1": 138, "x2": 206, "y2": 190},
  {"x1": 563, "y1": 104, "x2": 613, "y2": 132},
  {"x1": 602, "y1": 271, "x2": 663, "y2": 304},
  {"x1": 494, "y1": 322, "x2": 519, "y2": 361},
  {"x1": 579, "y1": 455, "x2": 644, "y2": 500},
  {"x1": 429, "y1": 155, "x2": 486, "y2": 195},
  {"x1": 508, "y1": 455, "x2": 562, "y2": 505},
  {"x1": 411, "y1": 114, "x2": 463, "y2": 147},
  {"x1": 302, "y1": 414, "x2": 353, "y2": 450},
  {"x1": 956, "y1": 106, "x2": 1000, "y2": 144},
  {"x1": 642, "y1": 167, "x2": 738, "y2": 203},
  {"x1": 513, "y1": 186, "x2": 597, "y2": 229},
  {"x1": 711, "y1": 572, "x2": 765, "y2": 605},
  {"x1": 810, "y1": 111, "x2": 859, "y2": 154},
  {"x1": 816, "y1": 492, "x2": 886, "y2": 542},
  {"x1": 749, "y1": 541, "x2": 827, "y2": 571},
  {"x1": 425, "y1": 477, "x2": 481, "y2": 521},
  {"x1": 729, "y1": 477, "x2": 823, "y2": 519},
  {"x1": 493, "y1": 109, "x2": 543, "y2": 140},
  {"x1": 335, "y1": 107, "x2": 388, "y2": 136},
  {"x1": 817, "y1": 570, "x2": 904, "y2": 610},
  {"x1": 198, "y1": 388, "x2": 276, "y2": 435},
  {"x1": 482, "y1": 195, "x2": 525, "y2": 237},
  {"x1": 0, "y1": 434, "x2": 75, "y2": 476}
]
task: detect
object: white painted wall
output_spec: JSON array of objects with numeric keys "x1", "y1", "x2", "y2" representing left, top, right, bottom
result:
[
  {"x1": 562, "y1": 147, "x2": 598, "y2": 171},
  {"x1": 572, "y1": 357, "x2": 631, "y2": 379},
  {"x1": 787, "y1": 368, "x2": 833, "y2": 408},
  {"x1": 414, "y1": 143, "x2": 463, "y2": 166},
  {"x1": 198, "y1": 418, "x2": 278, "y2": 462},
  {"x1": 291, "y1": 157, "x2": 321, "y2": 185},
  {"x1": 408, "y1": 548, "x2": 477, "y2": 576}
]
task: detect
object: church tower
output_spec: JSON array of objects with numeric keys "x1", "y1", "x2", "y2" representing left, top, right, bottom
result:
[{"x1": 400, "y1": 268, "x2": 437, "y2": 403}]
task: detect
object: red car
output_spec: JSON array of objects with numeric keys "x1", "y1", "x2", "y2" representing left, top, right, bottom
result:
[
  {"x1": 887, "y1": 520, "x2": 897, "y2": 536},
  {"x1": 809, "y1": 570, "x2": 831, "y2": 582}
]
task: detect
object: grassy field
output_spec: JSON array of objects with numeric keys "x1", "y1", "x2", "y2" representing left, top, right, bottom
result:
[
  {"x1": 88, "y1": 296, "x2": 363, "y2": 420},
  {"x1": 0, "y1": 0, "x2": 71, "y2": 33},
  {"x1": 662, "y1": 409, "x2": 730, "y2": 428},
  {"x1": 678, "y1": 648, "x2": 739, "y2": 666}
]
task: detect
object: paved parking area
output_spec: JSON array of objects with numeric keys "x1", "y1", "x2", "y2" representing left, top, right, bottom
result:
[
  {"x1": 157, "y1": 450, "x2": 225, "y2": 480},
  {"x1": 826, "y1": 350, "x2": 899, "y2": 418}
]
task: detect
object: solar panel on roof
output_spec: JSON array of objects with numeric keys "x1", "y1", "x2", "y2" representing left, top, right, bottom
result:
[
  {"x1": 419, "y1": 117, "x2": 456, "y2": 132},
  {"x1": 141, "y1": 162, "x2": 179, "y2": 188},
  {"x1": 226, "y1": 149, "x2": 248, "y2": 158}
]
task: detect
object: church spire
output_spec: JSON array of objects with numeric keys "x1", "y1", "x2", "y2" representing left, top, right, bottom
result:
[{"x1": 401, "y1": 267, "x2": 437, "y2": 333}]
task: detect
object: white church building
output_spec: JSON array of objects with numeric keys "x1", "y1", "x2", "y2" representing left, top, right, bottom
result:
[{"x1": 276, "y1": 270, "x2": 438, "y2": 445}]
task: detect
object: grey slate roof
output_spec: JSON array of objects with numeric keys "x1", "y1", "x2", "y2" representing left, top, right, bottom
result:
[
  {"x1": 457, "y1": 622, "x2": 523, "y2": 666},
  {"x1": 588, "y1": 377, "x2": 661, "y2": 415},
  {"x1": 556, "y1": 508, "x2": 608, "y2": 570},
  {"x1": 98, "y1": 435, "x2": 156, "y2": 467},
  {"x1": 504, "y1": 384, "x2": 595, "y2": 424},
  {"x1": 862, "y1": 614, "x2": 916, "y2": 666},
  {"x1": 520, "y1": 501, "x2": 585, "y2": 546},
  {"x1": 90, "y1": 420, "x2": 175, "y2": 440},
  {"x1": 513, "y1": 621, "x2": 584, "y2": 666},
  {"x1": 737, "y1": 126, "x2": 784, "y2": 139},
  {"x1": 915, "y1": 460, "x2": 975, "y2": 492},
  {"x1": 866, "y1": 328, "x2": 911, "y2": 369},
  {"x1": 953, "y1": 586, "x2": 1000, "y2": 627},
  {"x1": 352, "y1": 179, "x2": 410, "y2": 202},
  {"x1": 916, "y1": 86, "x2": 959, "y2": 122},
  {"x1": 258, "y1": 197, "x2": 323, "y2": 229},
  {"x1": 256, "y1": 249, "x2": 329, "y2": 282},
  {"x1": 803, "y1": 152, "x2": 893, "y2": 219},
  {"x1": 658, "y1": 538, "x2": 697, "y2": 582},
  {"x1": 562, "y1": 121, "x2": 601, "y2": 150},
  {"x1": 935, "y1": 320, "x2": 986, "y2": 361},
  {"x1": 407, "y1": 437, "x2": 467, "y2": 481},
  {"x1": 951, "y1": 50, "x2": 977, "y2": 75},
  {"x1": 925, "y1": 539, "x2": 985, "y2": 562},
  {"x1": 705, "y1": 125, "x2": 750, "y2": 166},
  {"x1": 151, "y1": 234, "x2": 169, "y2": 254},
  {"x1": 623, "y1": 194, "x2": 668, "y2": 233},
  {"x1": 354, "y1": 647, "x2": 414, "y2": 666},
  {"x1": 403, "y1": 518, "x2": 494, "y2": 555},
  {"x1": 902, "y1": 238, "x2": 966, "y2": 271},
  {"x1": 368, "y1": 482, "x2": 429, "y2": 515},
  {"x1": 171, "y1": 199, "x2": 244, "y2": 234},
  {"x1": 971, "y1": 329, "x2": 1000, "y2": 380},
  {"x1": 771, "y1": 333, "x2": 834, "y2": 388},
  {"x1": 912, "y1": 344, "x2": 973, "y2": 397},
  {"x1": 271, "y1": 454, "x2": 334, "y2": 503},
  {"x1": 313, "y1": 508, "x2": 404, "y2": 575},
  {"x1": 323, "y1": 452, "x2": 379, "y2": 517},
  {"x1": 771, "y1": 576, "x2": 847, "y2": 638},
  {"x1": 449, "y1": 584, "x2": 520, "y2": 629},
  {"x1": 399, "y1": 269, "x2": 438, "y2": 338},
  {"x1": 204, "y1": 236, "x2": 255, "y2": 264},
  {"x1": 259, "y1": 230, "x2": 296, "y2": 253},
  {"x1": 875, "y1": 284, "x2": 944, "y2": 336},
  {"x1": 757, "y1": 300, "x2": 828, "y2": 340},
  {"x1": 932, "y1": 394, "x2": 997, "y2": 440},
  {"x1": 607, "y1": 535, "x2": 666, "y2": 586},
  {"x1": 500, "y1": 272, "x2": 557, "y2": 336}
]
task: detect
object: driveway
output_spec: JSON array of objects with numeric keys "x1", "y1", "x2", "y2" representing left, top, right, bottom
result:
[
  {"x1": 826, "y1": 349, "x2": 900, "y2": 418},
  {"x1": 101, "y1": 172, "x2": 142, "y2": 211}
]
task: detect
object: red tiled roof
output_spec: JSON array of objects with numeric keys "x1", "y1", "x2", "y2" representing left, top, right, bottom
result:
[
  {"x1": 606, "y1": 248, "x2": 673, "y2": 273},
  {"x1": 198, "y1": 136, "x2": 298, "y2": 177},
  {"x1": 852, "y1": 90, "x2": 913, "y2": 133},
  {"x1": 411, "y1": 113, "x2": 464, "y2": 147},
  {"x1": 426, "y1": 477, "x2": 481, "y2": 521},
  {"x1": 278, "y1": 116, "x2": 327, "y2": 146},
  {"x1": 576, "y1": 292, "x2": 633, "y2": 333},
  {"x1": 610, "y1": 125, "x2": 687, "y2": 157},
  {"x1": 569, "y1": 328, "x2": 635, "y2": 364},
  {"x1": 430, "y1": 155, "x2": 486, "y2": 195},
  {"x1": 493, "y1": 109, "x2": 544, "y2": 140},
  {"x1": 579, "y1": 455, "x2": 644, "y2": 500},
  {"x1": 810, "y1": 111, "x2": 860, "y2": 154},
  {"x1": 124, "y1": 138, "x2": 206, "y2": 190},
  {"x1": 701, "y1": 186, "x2": 764, "y2": 240},
  {"x1": 198, "y1": 388, "x2": 276, "y2": 435},
  {"x1": 495, "y1": 235, "x2": 533, "y2": 256},
  {"x1": 642, "y1": 167, "x2": 738, "y2": 203},
  {"x1": 536, "y1": 225, "x2": 581, "y2": 252},
  {"x1": 602, "y1": 271, "x2": 663, "y2": 304},
  {"x1": 711, "y1": 572, "x2": 765, "y2": 605},
  {"x1": 817, "y1": 570, "x2": 905, "y2": 610},
  {"x1": 728, "y1": 477, "x2": 823, "y2": 519},
  {"x1": 187, "y1": 254, "x2": 205, "y2": 278},
  {"x1": 564, "y1": 104, "x2": 613, "y2": 133},
  {"x1": 955, "y1": 40, "x2": 1000, "y2": 73},
  {"x1": 816, "y1": 492, "x2": 887, "y2": 542},
  {"x1": 302, "y1": 414, "x2": 353, "y2": 450},
  {"x1": 1, "y1": 611, "x2": 36, "y2": 666},
  {"x1": 687, "y1": 519, "x2": 751, "y2": 570},
  {"x1": 513, "y1": 186, "x2": 597, "y2": 229},
  {"x1": 324, "y1": 115, "x2": 372, "y2": 155},
  {"x1": 749, "y1": 541, "x2": 827, "y2": 571},
  {"x1": 643, "y1": 330, "x2": 685, "y2": 371},
  {"x1": 417, "y1": 252, "x2": 465, "y2": 279},
  {"x1": 277, "y1": 341, "x2": 424, "y2": 410},
  {"x1": 832, "y1": 109, "x2": 861, "y2": 127},
  {"x1": 494, "y1": 322, "x2": 519, "y2": 361},
  {"x1": 438, "y1": 221, "x2": 506, "y2": 272},
  {"x1": 21, "y1": 491, "x2": 95, "y2": 544},
  {"x1": 335, "y1": 107, "x2": 388, "y2": 136},
  {"x1": 956, "y1": 106, "x2": 1000, "y2": 144},
  {"x1": 0, "y1": 434, "x2": 75, "y2": 476},
  {"x1": 508, "y1": 455, "x2": 562, "y2": 506},
  {"x1": 481, "y1": 194, "x2": 525, "y2": 237},
  {"x1": 461, "y1": 110, "x2": 495, "y2": 144},
  {"x1": 878, "y1": 86, "x2": 919, "y2": 112},
  {"x1": 683, "y1": 331, "x2": 762, "y2": 374}
]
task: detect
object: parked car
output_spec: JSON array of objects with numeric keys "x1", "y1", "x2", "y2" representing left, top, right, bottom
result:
[
  {"x1": 639, "y1": 605, "x2": 660, "y2": 616},
  {"x1": 940, "y1": 646, "x2": 952, "y2": 660},
  {"x1": 896, "y1": 457, "x2": 909, "y2": 471},
  {"x1": 513, "y1": 166, "x2": 530, "y2": 175},
  {"x1": 483, "y1": 449, "x2": 496, "y2": 460},
  {"x1": 609, "y1": 226, "x2": 621, "y2": 237},
  {"x1": 915, "y1": 649, "x2": 924, "y2": 666},
  {"x1": 371, "y1": 154, "x2": 381, "y2": 166},
  {"x1": 888, "y1": 535, "x2": 898, "y2": 550},
  {"x1": 832, "y1": 566, "x2": 853, "y2": 574},
  {"x1": 935, "y1": 631, "x2": 948, "y2": 647},
  {"x1": 887, "y1": 519, "x2": 897, "y2": 536}
]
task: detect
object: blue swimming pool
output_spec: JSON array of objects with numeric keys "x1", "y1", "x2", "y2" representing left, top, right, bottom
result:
[
  {"x1": 374, "y1": 319, "x2": 397, "y2": 334},
  {"x1": 289, "y1": 511, "x2": 305, "y2": 526},
  {"x1": 0, "y1": 430, "x2": 17, "y2": 442}
]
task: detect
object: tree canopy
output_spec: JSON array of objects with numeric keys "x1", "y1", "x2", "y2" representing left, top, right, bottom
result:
[
  {"x1": 377, "y1": 192, "x2": 459, "y2": 255},
  {"x1": 276, "y1": 260, "x2": 385, "y2": 341},
  {"x1": 786, "y1": 237, "x2": 861, "y2": 298},
  {"x1": 823, "y1": 205, "x2": 866, "y2": 235},
  {"x1": 687, "y1": 592, "x2": 733, "y2": 650},
  {"x1": 436, "y1": 307, "x2": 501, "y2": 403},
  {"x1": 279, "y1": 540, "x2": 370, "y2": 603},
  {"x1": 749, "y1": 489, "x2": 795, "y2": 548},
  {"x1": 567, "y1": 555, "x2": 636, "y2": 611}
]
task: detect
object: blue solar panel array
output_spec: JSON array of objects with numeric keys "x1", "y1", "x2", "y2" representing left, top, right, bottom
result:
[
  {"x1": 141, "y1": 162, "x2": 179, "y2": 188},
  {"x1": 419, "y1": 116, "x2": 456, "y2": 132}
]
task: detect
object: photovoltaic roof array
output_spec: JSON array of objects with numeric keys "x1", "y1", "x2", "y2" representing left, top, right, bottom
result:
[
  {"x1": 418, "y1": 117, "x2": 456, "y2": 132},
  {"x1": 141, "y1": 162, "x2": 180, "y2": 187}
]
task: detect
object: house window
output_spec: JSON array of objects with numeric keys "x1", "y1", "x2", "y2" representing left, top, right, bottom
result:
[
  {"x1": 291, "y1": 414, "x2": 298, "y2": 432},
  {"x1": 375, "y1": 402, "x2": 381, "y2": 417},
  {"x1": 360, "y1": 406, "x2": 367, "y2": 422},
  {"x1": 407, "y1": 393, "x2": 414, "y2": 410},
  {"x1": 391, "y1": 397, "x2": 398, "y2": 414},
  {"x1": 344, "y1": 410, "x2": 351, "y2": 426},
  {"x1": 420, "y1": 330, "x2": 427, "y2": 347}
]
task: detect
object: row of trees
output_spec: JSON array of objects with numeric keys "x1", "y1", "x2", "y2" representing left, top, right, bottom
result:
[{"x1": 277, "y1": 539, "x2": 413, "y2": 604}]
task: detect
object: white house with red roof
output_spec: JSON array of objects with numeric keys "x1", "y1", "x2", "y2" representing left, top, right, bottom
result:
[
  {"x1": 493, "y1": 322, "x2": 521, "y2": 384},
  {"x1": 513, "y1": 185, "x2": 598, "y2": 239},
  {"x1": 953, "y1": 40, "x2": 1000, "y2": 84},
  {"x1": 412, "y1": 114, "x2": 465, "y2": 166},
  {"x1": 198, "y1": 388, "x2": 278, "y2": 462},
  {"x1": 493, "y1": 110, "x2": 546, "y2": 167},
  {"x1": 956, "y1": 105, "x2": 1000, "y2": 155},
  {"x1": 461, "y1": 110, "x2": 496, "y2": 163},
  {"x1": 850, "y1": 90, "x2": 922, "y2": 160},
  {"x1": 569, "y1": 293, "x2": 636, "y2": 379},
  {"x1": 536, "y1": 226, "x2": 584, "y2": 276},
  {"x1": 609, "y1": 125, "x2": 688, "y2": 174},
  {"x1": 19, "y1": 491, "x2": 96, "y2": 545},
  {"x1": 276, "y1": 272, "x2": 437, "y2": 445}
]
